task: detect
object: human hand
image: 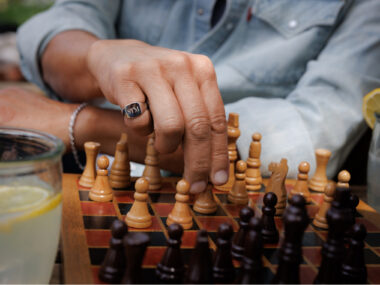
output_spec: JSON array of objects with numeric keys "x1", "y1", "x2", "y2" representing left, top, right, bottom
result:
[{"x1": 87, "y1": 39, "x2": 228, "y2": 193}]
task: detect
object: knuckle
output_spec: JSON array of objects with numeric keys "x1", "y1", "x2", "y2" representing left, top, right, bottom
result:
[
  {"x1": 170, "y1": 53, "x2": 191, "y2": 70},
  {"x1": 194, "y1": 55, "x2": 216, "y2": 80},
  {"x1": 187, "y1": 116, "x2": 211, "y2": 140},
  {"x1": 112, "y1": 62, "x2": 135, "y2": 81},
  {"x1": 210, "y1": 114, "x2": 227, "y2": 135},
  {"x1": 156, "y1": 117, "x2": 184, "y2": 138}
]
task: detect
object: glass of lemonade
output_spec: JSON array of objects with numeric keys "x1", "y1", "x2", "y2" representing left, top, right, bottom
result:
[{"x1": 0, "y1": 127, "x2": 64, "y2": 283}]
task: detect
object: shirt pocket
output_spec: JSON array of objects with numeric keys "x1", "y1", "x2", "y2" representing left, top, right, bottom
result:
[{"x1": 253, "y1": 0, "x2": 345, "y2": 39}]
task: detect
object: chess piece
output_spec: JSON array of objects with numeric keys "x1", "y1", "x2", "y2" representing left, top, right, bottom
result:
[
  {"x1": 246, "y1": 133, "x2": 263, "y2": 191},
  {"x1": 337, "y1": 170, "x2": 351, "y2": 188},
  {"x1": 308, "y1": 148, "x2": 331, "y2": 192},
  {"x1": 109, "y1": 133, "x2": 130, "y2": 189},
  {"x1": 231, "y1": 206, "x2": 255, "y2": 261},
  {"x1": 228, "y1": 160, "x2": 248, "y2": 205},
  {"x1": 213, "y1": 223, "x2": 235, "y2": 284},
  {"x1": 121, "y1": 232, "x2": 150, "y2": 284},
  {"x1": 313, "y1": 181, "x2": 336, "y2": 229},
  {"x1": 266, "y1": 159, "x2": 288, "y2": 216},
  {"x1": 89, "y1": 156, "x2": 113, "y2": 202},
  {"x1": 156, "y1": 223, "x2": 185, "y2": 284},
  {"x1": 79, "y1": 141, "x2": 100, "y2": 188},
  {"x1": 185, "y1": 229, "x2": 214, "y2": 284},
  {"x1": 193, "y1": 184, "x2": 217, "y2": 214},
  {"x1": 142, "y1": 133, "x2": 162, "y2": 190},
  {"x1": 214, "y1": 113, "x2": 240, "y2": 191},
  {"x1": 350, "y1": 194, "x2": 359, "y2": 226},
  {"x1": 261, "y1": 192, "x2": 279, "y2": 244},
  {"x1": 125, "y1": 177, "x2": 152, "y2": 228},
  {"x1": 314, "y1": 186, "x2": 353, "y2": 284},
  {"x1": 236, "y1": 217, "x2": 263, "y2": 284},
  {"x1": 341, "y1": 223, "x2": 367, "y2": 284},
  {"x1": 167, "y1": 179, "x2": 193, "y2": 230},
  {"x1": 272, "y1": 195, "x2": 309, "y2": 284},
  {"x1": 98, "y1": 220, "x2": 128, "y2": 283},
  {"x1": 289, "y1": 161, "x2": 311, "y2": 203}
]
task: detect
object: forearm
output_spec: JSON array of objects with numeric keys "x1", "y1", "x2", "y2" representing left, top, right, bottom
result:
[{"x1": 41, "y1": 30, "x2": 102, "y2": 102}]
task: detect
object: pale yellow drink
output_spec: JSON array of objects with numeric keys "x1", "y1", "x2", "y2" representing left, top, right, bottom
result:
[{"x1": 0, "y1": 185, "x2": 62, "y2": 284}]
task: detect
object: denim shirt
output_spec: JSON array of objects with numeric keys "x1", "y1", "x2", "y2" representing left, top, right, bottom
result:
[{"x1": 17, "y1": 0, "x2": 380, "y2": 178}]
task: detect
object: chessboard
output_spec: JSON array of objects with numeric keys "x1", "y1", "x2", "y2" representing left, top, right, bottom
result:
[{"x1": 61, "y1": 174, "x2": 380, "y2": 284}]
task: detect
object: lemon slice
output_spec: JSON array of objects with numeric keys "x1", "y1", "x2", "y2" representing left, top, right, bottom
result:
[{"x1": 362, "y1": 88, "x2": 380, "y2": 129}]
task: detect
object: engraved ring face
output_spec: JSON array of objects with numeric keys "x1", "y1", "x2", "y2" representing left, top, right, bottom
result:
[{"x1": 122, "y1": 102, "x2": 147, "y2": 118}]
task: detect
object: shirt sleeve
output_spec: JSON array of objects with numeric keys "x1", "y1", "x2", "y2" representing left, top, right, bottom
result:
[
  {"x1": 16, "y1": 0, "x2": 120, "y2": 97},
  {"x1": 225, "y1": 0, "x2": 380, "y2": 179}
]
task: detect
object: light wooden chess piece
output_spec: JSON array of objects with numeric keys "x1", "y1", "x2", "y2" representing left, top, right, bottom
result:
[
  {"x1": 79, "y1": 141, "x2": 101, "y2": 188},
  {"x1": 246, "y1": 133, "x2": 263, "y2": 191},
  {"x1": 313, "y1": 181, "x2": 336, "y2": 229},
  {"x1": 290, "y1": 161, "x2": 311, "y2": 203},
  {"x1": 125, "y1": 177, "x2": 152, "y2": 228},
  {"x1": 309, "y1": 149, "x2": 332, "y2": 192},
  {"x1": 109, "y1": 133, "x2": 131, "y2": 189},
  {"x1": 228, "y1": 160, "x2": 248, "y2": 205},
  {"x1": 167, "y1": 179, "x2": 193, "y2": 230},
  {"x1": 89, "y1": 155, "x2": 113, "y2": 202},
  {"x1": 337, "y1": 170, "x2": 351, "y2": 188},
  {"x1": 143, "y1": 133, "x2": 162, "y2": 190},
  {"x1": 214, "y1": 113, "x2": 240, "y2": 191},
  {"x1": 193, "y1": 184, "x2": 217, "y2": 214},
  {"x1": 266, "y1": 158, "x2": 288, "y2": 216}
]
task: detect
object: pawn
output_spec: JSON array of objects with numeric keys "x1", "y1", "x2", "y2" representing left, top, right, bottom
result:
[
  {"x1": 290, "y1": 161, "x2": 311, "y2": 203},
  {"x1": 109, "y1": 133, "x2": 130, "y2": 189},
  {"x1": 156, "y1": 223, "x2": 185, "y2": 283},
  {"x1": 125, "y1": 177, "x2": 152, "y2": 228},
  {"x1": 213, "y1": 223, "x2": 235, "y2": 284},
  {"x1": 121, "y1": 232, "x2": 150, "y2": 284},
  {"x1": 142, "y1": 133, "x2": 162, "y2": 190},
  {"x1": 261, "y1": 192, "x2": 279, "y2": 244},
  {"x1": 236, "y1": 217, "x2": 263, "y2": 284},
  {"x1": 231, "y1": 206, "x2": 255, "y2": 261},
  {"x1": 337, "y1": 170, "x2": 351, "y2": 188},
  {"x1": 341, "y1": 223, "x2": 367, "y2": 284},
  {"x1": 245, "y1": 133, "x2": 263, "y2": 191},
  {"x1": 193, "y1": 184, "x2": 217, "y2": 214},
  {"x1": 98, "y1": 220, "x2": 128, "y2": 283},
  {"x1": 89, "y1": 155, "x2": 113, "y2": 202},
  {"x1": 167, "y1": 179, "x2": 193, "y2": 230},
  {"x1": 185, "y1": 229, "x2": 214, "y2": 284},
  {"x1": 309, "y1": 149, "x2": 331, "y2": 192},
  {"x1": 228, "y1": 160, "x2": 248, "y2": 205},
  {"x1": 79, "y1": 141, "x2": 101, "y2": 188},
  {"x1": 313, "y1": 181, "x2": 336, "y2": 229}
]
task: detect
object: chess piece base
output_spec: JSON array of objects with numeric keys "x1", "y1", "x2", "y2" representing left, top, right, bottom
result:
[
  {"x1": 309, "y1": 179, "x2": 327, "y2": 192},
  {"x1": 193, "y1": 203, "x2": 217, "y2": 214},
  {"x1": 167, "y1": 215, "x2": 193, "y2": 230},
  {"x1": 227, "y1": 194, "x2": 248, "y2": 205},
  {"x1": 125, "y1": 213, "x2": 152, "y2": 228},
  {"x1": 246, "y1": 184, "x2": 262, "y2": 191},
  {"x1": 79, "y1": 176, "x2": 95, "y2": 188},
  {"x1": 312, "y1": 216, "x2": 328, "y2": 229},
  {"x1": 89, "y1": 192, "x2": 113, "y2": 202}
]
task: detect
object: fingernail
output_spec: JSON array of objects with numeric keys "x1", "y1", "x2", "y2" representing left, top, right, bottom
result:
[
  {"x1": 190, "y1": 181, "x2": 207, "y2": 194},
  {"x1": 214, "y1": 170, "x2": 228, "y2": 185}
]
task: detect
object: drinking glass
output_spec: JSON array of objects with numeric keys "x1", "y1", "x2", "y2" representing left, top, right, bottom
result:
[
  {"x1": 0, "y1": 127, "x2": 64, "y2": 283},
  {"x1": 367, "y1": 113, "x2": 380, "y2": 212}
]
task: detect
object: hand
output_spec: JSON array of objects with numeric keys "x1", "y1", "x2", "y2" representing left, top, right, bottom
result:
[{"x1": 87, "y1": 39, "x2": 228, "y2": 193}]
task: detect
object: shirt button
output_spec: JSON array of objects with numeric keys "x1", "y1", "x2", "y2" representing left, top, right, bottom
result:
[
  {"x1": 197, "y1": 8, "x2": 204, "y2": 15},
  {"x1": 288, "y1": 20, "x2": 298, "y2": 29}
]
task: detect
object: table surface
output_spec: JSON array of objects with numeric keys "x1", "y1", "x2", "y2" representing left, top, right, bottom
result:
[{"x1": 54, "y1": 173, "x2": 380, "y2": 284}]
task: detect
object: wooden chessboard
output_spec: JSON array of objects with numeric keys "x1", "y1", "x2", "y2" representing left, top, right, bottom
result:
[{"x1": 61, "y1": 174, "x2": 380, "y2": 284}]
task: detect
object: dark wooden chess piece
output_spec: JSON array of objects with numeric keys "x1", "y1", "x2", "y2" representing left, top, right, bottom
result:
[
  {"x1": 213, "y1": 223, "x2": 235, "y2": 284},
  {"x1": 231, "y1": 206, "x2": 255, "y2": 261},
  {"x1": 98, "y1": 219, "x2": 128, "y2": 284},
  {"x1": 341, "y1": 223, "x2": 367, "y2": 284},
  {"x1": 314, "y1": 186, "x2": 353, "y2": 284},
  {"x1": 121, "y1": 232, "x2": 150, "y2": 284},
  {"x1": 272, "y1": 195, "x2": 309, "y2": 284},
  {"x1": 261, "y1": 192, "x2": 279, "y2": 244},
  {"x1": 185, "y1": 229, "x2": 214, "y2": 284},
  {"x1": 156, "y1": 223, "x2": 184, "y2": 283},
  {"x1": 236, "y1": 217, "x2": 263, "y2": 284}
]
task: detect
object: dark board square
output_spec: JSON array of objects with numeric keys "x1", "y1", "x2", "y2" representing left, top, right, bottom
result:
[
  {"x1": 145, "y1": 231, "x2": 168, "y2": 246},
  {"x1": 141, "y1": 268, "x2": 160, "y2": 284},
  {"x1": 192, "y1": 205, "x2": 226, "y2": 216},
  {"x1": 83, "y1": 215, "x2": 117, "y2": 230},
  {"x1": 216, "y1": 194, "x2": 228, "y2": 204},
  {"x1": 160, "y1": 217, "x2": 200, "y2": 231},
  {"x1": 89, "y1": 248, "x2": 107, "y2": 265},
  {"x1": 365, "y1": 233, "x2": 380, "y2": 247},
  {"x1": 149, "y1": 193, "x2": 175, "y2": 203},
  {"x1": 181, "y1": 248, "x2": 215, "y2": 266},
  {"x1": 264, "y1": 248, "x2": 306, "y2": 265},
  {"x1": 302, "y1": 232, "x2": 324, "y2": 247},
  {"x1": 118, "y1": 203, "x2": 154, "y2": 215},
  {"x1": 79, "y1": 190, "x2": 89, "y2": 201},
  {"x1": 364, "y1": 248, "x2": 380, "y2": 264}
]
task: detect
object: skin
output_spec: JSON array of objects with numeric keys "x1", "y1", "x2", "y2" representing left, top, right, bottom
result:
[{"x1": 40, "y1": 30, "x2": 229, "y2": 193}]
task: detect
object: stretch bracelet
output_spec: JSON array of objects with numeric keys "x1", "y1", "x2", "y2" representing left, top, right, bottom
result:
[{"x1": 69, "y1": 102, "x2": 89, "y2": 170}]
